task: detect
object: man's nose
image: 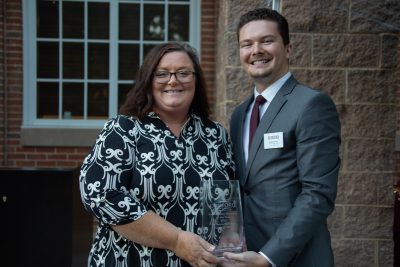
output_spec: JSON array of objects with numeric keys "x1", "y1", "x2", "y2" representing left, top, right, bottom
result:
[{"x1": 251, "y1": 42, "x2": 262, "y2": 54}]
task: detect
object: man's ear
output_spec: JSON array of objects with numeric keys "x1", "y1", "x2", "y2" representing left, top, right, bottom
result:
[{"x1": 285, "y1": 43, "x2": 292, "y2": 59}]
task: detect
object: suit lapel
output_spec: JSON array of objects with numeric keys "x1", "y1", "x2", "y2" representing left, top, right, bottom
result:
[
  {"x1": 244, "y1": 76, "x2": 298, "y2": 184},
  {"x1": 235, "y1": 97, "x2": 253, "y2": 185}
]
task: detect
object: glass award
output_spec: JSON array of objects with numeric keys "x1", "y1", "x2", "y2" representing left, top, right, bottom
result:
[{"x1": 199, "y1": 180, "x2": 244, "y2": 258}]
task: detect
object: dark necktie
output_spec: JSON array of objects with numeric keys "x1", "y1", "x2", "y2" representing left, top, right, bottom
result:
[{"x1": 249, "y1": 95, "x2": 266, "y2": 150}]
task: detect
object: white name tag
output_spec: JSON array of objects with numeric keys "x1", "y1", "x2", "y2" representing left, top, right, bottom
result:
[{"x1": 264, "y1": 132, "x2": 284, "y2": 149}]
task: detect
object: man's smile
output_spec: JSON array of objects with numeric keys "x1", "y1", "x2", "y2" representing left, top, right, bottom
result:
[{"x1": 250, "y1": 58, "x2": 271, "y2": 66}]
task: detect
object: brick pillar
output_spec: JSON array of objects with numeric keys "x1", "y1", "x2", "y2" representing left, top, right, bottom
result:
[
  {"x1": 215, "y1": 0, "x2": 269, "y2": 127},
  {"x1": 201, "y1": 0, "x2": 218, "y2": 116}
]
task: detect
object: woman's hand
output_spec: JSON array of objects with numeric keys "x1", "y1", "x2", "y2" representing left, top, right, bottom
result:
[
  {"x1": 112, "y1": 211, "x2": 221, "y2": 266},
  {"x1": 174, "y1": 230, "x2": 221, "y2": 267}
]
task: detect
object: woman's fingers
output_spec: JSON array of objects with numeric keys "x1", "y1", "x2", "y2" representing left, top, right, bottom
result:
[{"x1": 174, "y1": 231, "x2": 221, "y2": 266}]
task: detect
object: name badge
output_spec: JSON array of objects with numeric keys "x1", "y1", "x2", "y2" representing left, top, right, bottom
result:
[{"x1": 264, "y1": 132, "x2": 284, "y2": 149}]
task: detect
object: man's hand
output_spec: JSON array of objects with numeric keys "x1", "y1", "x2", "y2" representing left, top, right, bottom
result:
[{"x1": 221, "y1": 251, "x2": 271, "y2": 267}]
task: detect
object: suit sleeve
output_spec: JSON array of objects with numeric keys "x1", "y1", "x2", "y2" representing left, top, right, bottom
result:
[{"x1": 261, "y1": 92, "x2": 341, "y2": 266}]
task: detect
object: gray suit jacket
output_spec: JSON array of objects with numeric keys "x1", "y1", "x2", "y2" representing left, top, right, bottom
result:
[{"x1": 230, "y1": 76, "x2": 341, "y2": 267}]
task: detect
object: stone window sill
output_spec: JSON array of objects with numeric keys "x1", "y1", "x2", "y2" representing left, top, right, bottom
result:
[{"x1": 21, "y1": 127, "x2": 100, "y2": 147}]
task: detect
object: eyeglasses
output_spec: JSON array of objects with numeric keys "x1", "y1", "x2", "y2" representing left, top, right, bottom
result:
[{"x1": 154, "y1": 70, "x2": 195, "y2": 84}]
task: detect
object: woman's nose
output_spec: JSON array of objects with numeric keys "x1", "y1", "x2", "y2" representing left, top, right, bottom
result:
[{"x1": 167, "y1": 74, "x2": 179, "y2": 86}]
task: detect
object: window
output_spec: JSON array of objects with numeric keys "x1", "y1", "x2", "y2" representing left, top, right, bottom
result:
[{"x1": 23, "y1": 0, "x2": 200, "y2": 130}]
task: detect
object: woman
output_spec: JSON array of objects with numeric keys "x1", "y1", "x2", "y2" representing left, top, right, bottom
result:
[{"x1": 79, "y1": 43, "x2": 235, "y2": 267}]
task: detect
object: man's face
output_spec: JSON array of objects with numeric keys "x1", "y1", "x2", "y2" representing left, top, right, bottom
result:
[{"x1": 238, "y1": 20, "x2": 291, "y2": 91}]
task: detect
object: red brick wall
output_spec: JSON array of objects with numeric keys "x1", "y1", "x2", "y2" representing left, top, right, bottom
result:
[
  {"x1": 0, "y1": 0, "x2": 95, "y2": 168},
  {"x1": 201, "y1": 0, "x2": 218, "y2": 117},
  {"x1": 0, "y1": 0, "x2": 4, "y2": 165},
  {"x1": 397, "y1": 32, "x2": 400, "y2": 183},
  {"x1": 0, "y1": 0, "x2": 218, "y2": 168}
]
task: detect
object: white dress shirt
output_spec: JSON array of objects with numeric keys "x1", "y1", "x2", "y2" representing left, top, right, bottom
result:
[{"x1": 243, "y1": 72, "x2": 292, "y2": 162}]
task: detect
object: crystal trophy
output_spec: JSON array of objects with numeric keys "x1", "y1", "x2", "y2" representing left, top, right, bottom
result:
[{"x1": 199, "y1": 180, "x2": 244, "y2": 258}]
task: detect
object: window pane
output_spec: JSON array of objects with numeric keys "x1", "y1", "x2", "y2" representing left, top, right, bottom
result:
[
  {"x1": 119, "y1": 3, "x2": 140, "y2": 40},
  {"x1": 37, "y1": 82, "x2": 59, "y2": 118},
  {"x1": 88, "y1": 43, "x2": 109, "y2": 79},
  {"x1": 118, "y1": 84, "x2": 132, "y2": 109},
  {"x1": 88, "y1": 83, "x2": 109, "y2": 118},
  {"x1": 144, "y1": 5, "x2": 164, "y2": 40},
  {"x1": 37, "y1": 0, "x2": 59, "y2": 38},
  {"x1": 63, "y1": 83, "x2": 84, "y2": 119},
  {"x1": 63, "y1": 1, "x2": 84, "y2": 38},
  {"x1": 37, "y1": 42, "x2": 59, "y2": 78},
  {"x1": 63, "y1": 42, "x2": 84, "y2": 79},
  {"x1": 143, "y1": 44, "x2": 156, "y2": 58},
  {"x1": 89, "y1": 2, "x2": 109, "y2": 39},
  {"x1": 119, "y1": 44, "x2": 139, "y2": 80},
  {"x1": 169, "y1": 5, "x2": 189, "y2": 41},
  {"x1": 30, "y1": 0, "x2": 197, "y2": 124}
]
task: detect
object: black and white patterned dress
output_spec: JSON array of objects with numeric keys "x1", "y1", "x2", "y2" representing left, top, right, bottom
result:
[{"x1": 79, "y1": 112, "x2": 235, "y2": 267}]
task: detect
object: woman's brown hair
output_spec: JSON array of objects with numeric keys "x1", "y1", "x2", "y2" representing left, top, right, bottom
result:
[{"x1": 119, "y1": 42, "x2": 210, "y2": 120}]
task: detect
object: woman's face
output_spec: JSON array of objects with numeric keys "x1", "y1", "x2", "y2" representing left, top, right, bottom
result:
[{"x1": 152, "y1": 51, "x2": 196, "y2": 117}]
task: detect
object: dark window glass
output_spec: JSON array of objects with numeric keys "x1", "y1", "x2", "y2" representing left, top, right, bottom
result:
[
  {"x1": 119, "y1": 44, "x2": 139, "y2": 80},
  {"x1": 118, "y1": 84, "x2": 132, "y2": 109},
  {"x1": 63, "y1": 1, "x2": 84, "y2": 38},
  {"x1": 63, "y1": 83, "x2": 84, "y2": 119},
  {"x1": 88, "y1": 43, "x2": 109, "y2": 79},
  {"x1": 143, "y1": 44, "x2": 156, "y2": 58},
  {"x1": 88, "y1": 2, "x2": 109, "y2": 39},
  {"x1": 169, "y1": 5, "x2": 189, "y2": 41},
  {"x1": 33, "y1": 0, "x2": 193, "y2": 122},
  {"x1": 119, "y1": 3, "x2": 140, "y2": 40},
  {"x1": 63, "y1": 42, "x2": 84, "y2": 79},
  {"x1": 88, "y1": 83, "x2": 109, "y2": 118},
  {"x1": 37, "y1": 0, "x2": 59, "y2": 38},
  {"x1": 37, "y1": 42, "x2": 59, "y2": 78},
  {"x1": 37, "y1": 82, "x2": 59, "y2": 118},
  {"x1": 144, "y1": 5, "x2": 164, "y2": 40}
]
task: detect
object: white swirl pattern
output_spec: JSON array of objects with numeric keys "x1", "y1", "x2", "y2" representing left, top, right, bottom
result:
[{"x1": 79, "y1": 113, "x2": 235, "y2": 267}]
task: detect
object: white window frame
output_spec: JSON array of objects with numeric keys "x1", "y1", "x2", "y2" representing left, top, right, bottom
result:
[
  {"x1": 271, "y1": 0, "x2": 280, "y2": 11},
  {"x1": 22, "y1": 0, "x2": 201, "y2": 131}
]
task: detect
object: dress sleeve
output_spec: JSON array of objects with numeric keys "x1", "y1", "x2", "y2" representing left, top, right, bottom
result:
[
  {"x1": 79, "y1": 115, "x2": 147, "y2": 225},
  {"x1": 225, "y1": 129, "x2": 236, "y2": 180}
]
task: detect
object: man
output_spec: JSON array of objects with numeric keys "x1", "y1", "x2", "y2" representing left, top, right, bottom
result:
[{"x1": 223, "y1": 8, "x2": 341, "y2": 267}]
